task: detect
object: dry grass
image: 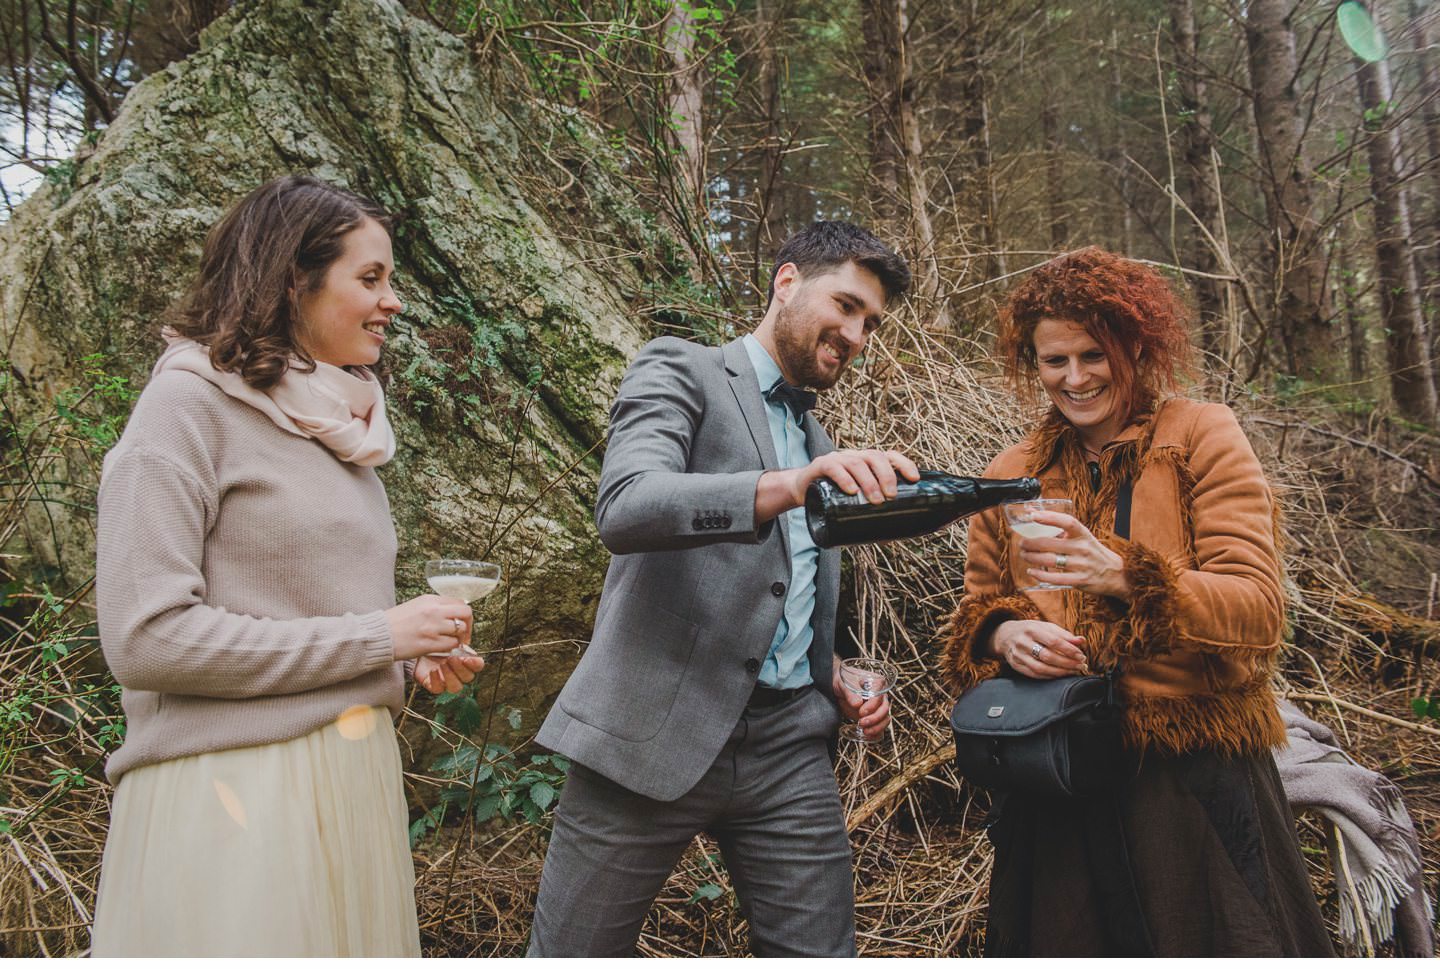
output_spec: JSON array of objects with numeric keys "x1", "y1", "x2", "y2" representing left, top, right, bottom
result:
[{"x1": 3, "y1": 313, "x2": 1437, "y2": 957}]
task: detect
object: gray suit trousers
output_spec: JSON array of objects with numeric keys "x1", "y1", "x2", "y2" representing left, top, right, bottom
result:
[{"x1": 527, "y1": 687, "x2": 856, "y2": 957}]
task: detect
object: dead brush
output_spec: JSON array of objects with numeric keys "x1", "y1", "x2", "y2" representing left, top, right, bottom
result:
[{"x1": 3, "y1": 313, "x2": 1437, "y2": 956}]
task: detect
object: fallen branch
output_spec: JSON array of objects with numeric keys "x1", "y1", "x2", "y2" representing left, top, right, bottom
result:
[
  {"x1": 847, "y1": 743, "x2": 956, "y2": 832},
  {"x1": 1286, "y1": 691, "x2": 1440, "y2": 738},
  {"x1": 1250, "y1": 417, "x2": 1440, "y2": 491}
]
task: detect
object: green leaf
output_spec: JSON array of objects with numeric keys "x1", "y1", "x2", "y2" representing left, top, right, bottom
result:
[
  {"x1": 506, "y1": 707, "x2": 523, "y2": 730},
  {"x1": 1415, "y1": 697, "x2": 1431, "y2": 717},
  {"x1": 688, "y1": 883, "x2": 724, "y2": 904},
  {"x1": 408, "y1": 807, "x2": 442, "y2": 846},
  {"x1": 431, "y1": 744, "x2": 481, "y2": 776},
  {"x1": 529, "y1": 780, "x2": 557, "y2": 811},
  {"x1": 473, "y1": 793, "x2": 502, "y2": 822}
]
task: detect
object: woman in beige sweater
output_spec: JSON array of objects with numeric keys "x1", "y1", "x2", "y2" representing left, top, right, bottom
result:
[{"x1": 91, "y1": 176, "x2": 482, "y2": 956}]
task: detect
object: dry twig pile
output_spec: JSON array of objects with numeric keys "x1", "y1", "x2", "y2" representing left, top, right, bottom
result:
[{"x1": 2, "y1": 316, "x2": 1437, "y2": 957}]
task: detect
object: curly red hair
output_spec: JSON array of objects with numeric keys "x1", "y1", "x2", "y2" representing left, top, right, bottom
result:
[{"x1": 998, "y1": 247, "x2": 1194, "y2": 420}]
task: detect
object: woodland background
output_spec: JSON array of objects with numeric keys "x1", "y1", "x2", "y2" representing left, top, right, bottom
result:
[{"x1": 1, "y1": 0, "x2": 1438, "y2": 956}]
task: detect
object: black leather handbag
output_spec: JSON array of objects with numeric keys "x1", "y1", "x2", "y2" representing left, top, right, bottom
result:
[
  {"x1": 949, "y1": 667, "x2": 1123, "y2": 798},
  {"x1": 948, "y1": 479, "x2": 1134, "y2": 799}
]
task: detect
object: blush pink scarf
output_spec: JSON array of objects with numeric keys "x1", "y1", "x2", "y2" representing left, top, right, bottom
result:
[{"x1": 153, "y1": 333, "x2": 396, "y2": 467}]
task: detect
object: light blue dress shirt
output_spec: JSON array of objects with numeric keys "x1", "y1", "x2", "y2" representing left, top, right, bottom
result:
[{"x1": 743, "y1": 334, "x2": 818, "y2": 689}]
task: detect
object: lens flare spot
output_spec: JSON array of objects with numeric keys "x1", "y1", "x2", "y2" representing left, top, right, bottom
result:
[
  {"x1": 212, "y1": 779, "x2": 247, "y2": 829},
  {"x1": 1338, "y1": 1, "x2": 1386, "y2": 63},
  {"x1": 336, "y1": 704, "x2": 378, "y2": 741}
]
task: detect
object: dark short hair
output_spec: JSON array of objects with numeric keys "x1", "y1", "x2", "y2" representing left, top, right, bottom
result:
[
  {"x1": 998, "y1": 247, "x2": 1194, "y2": 420},
  {"x1": 167, "y1": 175, "x2": 391, "y2": 389},
  {"x1": 765, "y1": 221, "x2": 911, "y2": 306}
]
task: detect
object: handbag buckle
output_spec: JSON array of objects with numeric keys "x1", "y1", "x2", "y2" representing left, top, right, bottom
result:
[{"x1": 987, "y1": 706, "x2": 1004, "y2": 717}]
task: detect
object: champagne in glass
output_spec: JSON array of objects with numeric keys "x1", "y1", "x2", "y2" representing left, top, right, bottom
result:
[
  {"x1": 1002, "y1": 498, "x2": 1073, "y2": 591},
  {"x1": 424, "y1": 559, "x2": 501, "y2": 654},
  {"x1": 838, "y1": 657, "x2": 898, "y2": 743}
]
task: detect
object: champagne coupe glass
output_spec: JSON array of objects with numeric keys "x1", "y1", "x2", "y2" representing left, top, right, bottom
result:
[
  {"x1": 838, "y1": 657, "x2": 898, "y2": 743},
  {"x1": 424, "y1": 559, "x2": 502, "y2": 655},
  {"x1": 1002, "y1": 498, "x2": 1074, "y2": 591}
]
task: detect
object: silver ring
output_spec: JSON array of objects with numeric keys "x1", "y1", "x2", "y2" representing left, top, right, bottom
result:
[
  {"x1": 1030, "y1": 643, "x2": 1044, "y2": 659},
  {"x1": 452, "y1": 618, "x2": 463, "y2": 635},
  {"x1": 1054, "y1": 553, "x2": 1068, "y2": 572}
]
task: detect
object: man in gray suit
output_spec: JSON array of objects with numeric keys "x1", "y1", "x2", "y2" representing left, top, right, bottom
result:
[{"x1": 529, "y1": 222, "x2": 918, "y2": 957}]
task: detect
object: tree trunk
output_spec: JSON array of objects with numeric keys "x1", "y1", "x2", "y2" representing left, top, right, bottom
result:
[
  {"x1": 751, "y1": 0, "x2": 788, "y2": 298},
  {"x1": 859, "y1": 0, "x2": 949, "y2": 326},
  {"x1": 860, "y1": 0, "x2": 902, "y2": 226},
  {"x1": 1110, "y1": 29, "x2": 1134, "y2": 254},
  {"x1": 1168, "y1": 0, "x2": 1227, "y2": 360},
  {"x1": 663, "y1": 0, "x2": 705, "y2": 208},
  {"x1": 1042, "y1": 100, "x2": 1066, "y2": 252},
  {"x1": 1339, "y1": 261, "x2": 1366, "y2": 383},
  {"x1": 1243, "y1": 0, "x2": 1336, "y2": 380},
  {"x1": 1405, "y1": 0, "x2": 1440, "y2": 363},
  {"x1": 959, "y1": 1, "x2": 1004, "y2": 278},
  {"x1": 1356, "y1": 47, "x2": 1439, "y2": 422}
]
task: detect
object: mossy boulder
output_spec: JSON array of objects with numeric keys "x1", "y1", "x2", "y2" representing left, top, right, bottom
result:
[{"x1": 0, "y1": 0, "x2": 689, "y2": 752}]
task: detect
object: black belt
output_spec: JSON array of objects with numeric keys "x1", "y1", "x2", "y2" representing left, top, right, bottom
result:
[{"x1": 747, "y1": 683, "x2": 811, "y2": 709}]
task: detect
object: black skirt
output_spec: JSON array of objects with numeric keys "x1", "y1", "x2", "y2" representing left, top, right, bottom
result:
[{"x1": 983, "y1": 748, "x2": 1334, "y2": 957}]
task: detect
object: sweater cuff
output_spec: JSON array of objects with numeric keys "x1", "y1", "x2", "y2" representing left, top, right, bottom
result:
[
  {"x1": 938, "y1": 594, "x2": 1042, "y2": 693},
  {"x1": 359, "y1": 610, "x2": 396, "y2": 671},
  {"x1": 1102, "y1": 538, "x2": 1182, "y2": 662}
]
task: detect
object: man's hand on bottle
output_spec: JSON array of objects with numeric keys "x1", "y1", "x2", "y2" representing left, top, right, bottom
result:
[{"x1": 756, "y1": 449, "x2": 919, "y2": 524}]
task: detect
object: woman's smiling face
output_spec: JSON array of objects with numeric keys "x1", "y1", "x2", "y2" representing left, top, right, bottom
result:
[
  {"x1": 1032, "y1": 317, "x2": 1126, "y2": 447},
  {"x1": 296, "y1": 217, "x2": 401, "y2": 369}
]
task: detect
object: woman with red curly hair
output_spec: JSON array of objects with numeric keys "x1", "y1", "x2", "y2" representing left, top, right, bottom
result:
[{"x1": 940, "y1": 248, "x2": 1331, "y2": 956}]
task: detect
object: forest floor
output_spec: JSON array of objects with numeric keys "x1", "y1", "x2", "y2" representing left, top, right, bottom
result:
[
  {"x1": 2, "y1": 382, "x2": 1437, "y2": 957},
  {"x1": 401, "y1": 395, "x2": 1440, "y2": 958}
]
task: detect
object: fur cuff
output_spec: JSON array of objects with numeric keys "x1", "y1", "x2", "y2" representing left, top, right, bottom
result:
[
  {"x1": 938, "y1": 594, "x2": 1042, "y2": 693},
  {"x1": 1103, "y1": 537, "x2": 1184, "y2": 662}
]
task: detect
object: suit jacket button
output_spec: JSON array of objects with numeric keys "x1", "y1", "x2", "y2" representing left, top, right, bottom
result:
[
  {"x1": 692, "y1": 517, "x2": 703, "y2": 530},
  {"x1": 771, "y1": 581, "x2": 786, "y2": 597},
  {"x1": 721, "y1": 515, "x2": 732, "y2": 527},
  {"x1": 745, "y1": 658, "x2": 760, "y2": 673}
]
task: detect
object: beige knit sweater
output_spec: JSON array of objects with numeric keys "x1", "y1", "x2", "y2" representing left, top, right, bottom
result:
[{"x1": 96, "y1": 369, "x2": 403, "y2": 783}]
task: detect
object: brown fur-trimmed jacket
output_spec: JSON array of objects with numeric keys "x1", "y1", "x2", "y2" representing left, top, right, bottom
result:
[{"x1": 940, "y1": 397, "x2": 1286, "y2": 757}]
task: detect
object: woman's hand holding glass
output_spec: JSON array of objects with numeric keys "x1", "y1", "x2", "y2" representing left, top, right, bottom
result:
[
  {"x1": 384, "y1": 594, "x2": 484, "y2": 694},
  {"x1": 1014, "y1": 509, "x2": 1131, "y2": 599},
  {"x1": 991, "y1": 620, "x2": 1088, "y2": 679}
]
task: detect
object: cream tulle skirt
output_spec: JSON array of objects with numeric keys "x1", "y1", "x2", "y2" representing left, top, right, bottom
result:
[{"x1": 91, "y1": 707, "x2": 421, "y2": 957}]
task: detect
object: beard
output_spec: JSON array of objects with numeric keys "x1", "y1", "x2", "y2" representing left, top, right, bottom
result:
[{"x1": 772, "y1": 301, "x2": 847, "y2": 390}]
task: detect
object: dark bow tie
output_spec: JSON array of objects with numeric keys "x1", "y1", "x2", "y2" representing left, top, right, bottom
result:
[{"x1": 765, "y1": 378, "x2": 817, "y2": 420}]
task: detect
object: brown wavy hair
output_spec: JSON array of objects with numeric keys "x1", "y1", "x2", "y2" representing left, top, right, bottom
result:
[
  {"x1": 166, "y1": 175, "x2": 391, "y2": 389},
  {"x1": 998, "y1": 247, "x2": 1194, "y2": 421}
]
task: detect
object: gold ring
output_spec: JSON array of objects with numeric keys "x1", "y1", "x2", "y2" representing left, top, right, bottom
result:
[
  {"x1": 452, "y1": 618, "x2": 463, "y2": 635},
  {"x1": 1055, "y1": 553, "x2": 1068, "y2": 571}
]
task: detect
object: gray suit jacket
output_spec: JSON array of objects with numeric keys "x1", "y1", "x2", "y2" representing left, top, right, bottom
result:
[{"x1": 536, "y1": 336, "x2": 844, "y2": 801}]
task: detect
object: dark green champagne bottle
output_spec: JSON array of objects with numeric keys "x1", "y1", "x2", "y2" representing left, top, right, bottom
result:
[{"x1": 804, "y1": 471, "x2": 1041, "y2": 548}]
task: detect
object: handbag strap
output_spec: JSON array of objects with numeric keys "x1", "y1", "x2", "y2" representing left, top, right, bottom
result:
[
  {"x1": 1100, "y1": 475, "x2": 1134, "y2": 691},
  {"x1": 1114, "y1": 477, "x2": 1133, "y2": 540}
]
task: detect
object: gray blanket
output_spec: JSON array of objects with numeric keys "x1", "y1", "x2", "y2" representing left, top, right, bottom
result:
[{"x1": 1275, "y1": 699, "x2": 1435, "y2": 956}]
